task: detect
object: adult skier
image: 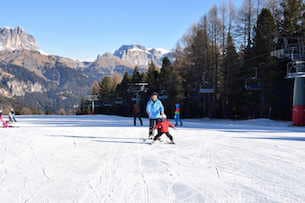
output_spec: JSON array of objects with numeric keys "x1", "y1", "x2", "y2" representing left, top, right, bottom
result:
[{"x1": 146, "y1": 92, "x2": 164, "y2": 139}]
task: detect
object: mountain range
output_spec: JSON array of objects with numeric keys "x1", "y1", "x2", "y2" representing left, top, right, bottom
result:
[{"x1": 0, "y1": 26, "x2": 173, "y2": 113}]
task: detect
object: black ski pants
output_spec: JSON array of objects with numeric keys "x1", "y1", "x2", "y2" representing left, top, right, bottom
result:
[{"x1": 153, "y1": 132, "x2": 174, "y2": 141}]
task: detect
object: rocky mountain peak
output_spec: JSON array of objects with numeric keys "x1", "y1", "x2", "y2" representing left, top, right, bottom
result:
[
  {"x1": 0, "y1": 26, "x2": 39, "y2": 51},
  {"x1": 113, "y1": 44, "x2": 171, "y2": 67}
]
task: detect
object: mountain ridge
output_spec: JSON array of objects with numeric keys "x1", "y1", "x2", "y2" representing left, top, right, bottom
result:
[{"x1": 0, "y1": 26, "x2": 174, "y2": 113}]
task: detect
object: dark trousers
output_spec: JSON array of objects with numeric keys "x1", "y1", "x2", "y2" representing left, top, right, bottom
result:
[
  {"x1": 149, "y1": 119, "x2": 160, "y2": 136},
  {"x1": 134, "y1": 116, "x2": 143, "y2": 126},
  {"x1": 153, "y1": 132, "x2": 174, "y2": 141},
  {"x1": 9, "y1": 115, "x2": 17, "y2": 123}
]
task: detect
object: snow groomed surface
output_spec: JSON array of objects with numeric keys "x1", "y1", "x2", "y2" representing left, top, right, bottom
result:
[{"x1": 0, "y1": 115, "x2": 305, "y2": 202}]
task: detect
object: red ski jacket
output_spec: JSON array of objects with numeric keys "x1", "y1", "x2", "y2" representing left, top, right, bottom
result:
[
  {"x1": 155, "y1": 119, "x2": 175, "y2": 133},
  {"x1": 0, "y1": 115, "x2": 11, "y2": 128}
]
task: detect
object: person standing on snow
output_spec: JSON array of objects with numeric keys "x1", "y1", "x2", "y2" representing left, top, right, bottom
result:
[
  {"x1": 174, "y1": 103, "x2": 183, "y2": 127},
  {"x1": 146, "y1": 92, "x2": 164, "y2": 138},
  {"x1": 9, "y1": 108, "x2": 17, "y2": 123},
  {"x1": 132, "y1": 103, "x2": 143, "y2": 126}
]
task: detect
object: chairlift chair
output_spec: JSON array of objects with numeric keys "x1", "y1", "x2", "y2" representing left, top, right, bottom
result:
[
  {"x1": 286, "y1": 61, "x2": 305, "y2": 79},
  {"x1": 244, "y1": 67, "x2": 262, "y2": 91},
  {"x1": 199, "y1": 74, "x2": 215, "y2": 94}
]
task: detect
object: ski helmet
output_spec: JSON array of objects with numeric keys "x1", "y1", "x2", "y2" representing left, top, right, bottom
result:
[{"x1": 161, "y1": 114, "x2": 167, "y2": 120}]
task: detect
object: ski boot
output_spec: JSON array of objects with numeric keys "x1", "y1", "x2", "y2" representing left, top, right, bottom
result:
[{"x1": 169, "y1": 140, "x2": 175, "y2": 144}]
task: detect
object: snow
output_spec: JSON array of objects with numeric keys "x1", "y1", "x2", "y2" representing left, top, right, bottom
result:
[
  {"x1": 154, "y1": 48, "x2": 170, "y2": 55},
  {"x1": 1, "y1": 115, "x2": 305, "y2": 202},
  {"x1": 38, "y1": 49, "x2": 49, "y2": 56}
]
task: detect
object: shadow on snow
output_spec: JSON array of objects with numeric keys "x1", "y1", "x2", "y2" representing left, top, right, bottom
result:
[
  {"x1": 17, "y1": 115, "x2": 305, "y2": 134},
  {"x1": 236, "y1": 136, "x2": 305, "y2": 142},
  {"x1": 46, "y1": 134, "x2": 150, "y2": 145}
]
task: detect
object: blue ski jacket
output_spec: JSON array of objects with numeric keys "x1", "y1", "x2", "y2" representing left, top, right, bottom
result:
[{"x1": 146, "y1": 99, "x2": 164, "y2": 119}]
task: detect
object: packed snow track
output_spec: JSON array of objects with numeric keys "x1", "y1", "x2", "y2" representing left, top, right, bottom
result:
[{"x1": 0, "y1": 115, "x2": 305, "y2": 202}]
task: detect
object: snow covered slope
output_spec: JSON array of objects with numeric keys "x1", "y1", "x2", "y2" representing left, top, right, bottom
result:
[{"x1": 0, "y1": 115, "x2": 305, "y2": 202}]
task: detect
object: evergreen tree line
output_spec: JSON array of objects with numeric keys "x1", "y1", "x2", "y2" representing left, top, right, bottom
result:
[
  {"x1": 85, "y1": 0, "x2": 305, "y2": 120},
  {"x1": 82, "y1": 59, "x2": 182, "y2": 117}
]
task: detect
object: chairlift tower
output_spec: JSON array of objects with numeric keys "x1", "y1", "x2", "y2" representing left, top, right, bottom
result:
[
  {"x1": 286, "y1": 38, "x2": 305, "y2": 126},
  {"x1": 287, "y1": 60, "x2": 305, "y2": 126},
  {"x1": 271, "y1": 36, "x2": 305, "y2": 125}
]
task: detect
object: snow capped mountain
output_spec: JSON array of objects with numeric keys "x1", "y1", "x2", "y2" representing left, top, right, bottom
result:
[
  {"x1": 113, "y1": 44, "x2": 172, "y2": 67},
  {"x1": 0, "y1": 26, "x2": 39, "y2": 51}
]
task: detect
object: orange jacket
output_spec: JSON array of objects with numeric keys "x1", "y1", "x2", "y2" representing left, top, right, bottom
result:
[{"x1": 155, "y1": 120, "x2": 175, "y2": 133}]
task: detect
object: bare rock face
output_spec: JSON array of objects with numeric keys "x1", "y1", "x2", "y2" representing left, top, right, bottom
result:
[
  {"x1": 0, "y1": 26, "x2": 38, "y2": 51},
  {"x1": 113, "y1": 45, "x2": 171, "y2": 67},
  {"x1": 0, "y1": 68, "x2": 44, "y2": 98},
  {"x1": 94, "y1": 53, "x2": 133, "y2": 69},
  {"x1": 6, "y1": 80, "x2": 45, "y2": 97}
]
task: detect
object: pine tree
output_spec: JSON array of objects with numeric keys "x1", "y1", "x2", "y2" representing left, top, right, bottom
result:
[
  {"x1": 131, "y1": 66, "x2": 143, "y2": 83},
  {"x1": 91, "y1": 81, "x2": 101, "y2": 95},
  {"x1": 223, "y1": 33, "x2": 241, "y2": 118},
  {"x1": 99, "y1": 76, "x2": 114, "y2": 97},
  {"x1": 161, "y1": 57, "x2": 171, "y2": 68},
  {"x1": 159, "y1": 57, "x2": 184, "y2": 116},
  {"x1": 280, "y1": 0, "x2": 304, "y2": 36},
  {"x1": 253, "y1": 8, "x2": 276, "y2": 62},
  {"x1": 159, "y1": 57, "x2": 172, "y2": 89},
  {"x1": 115, "y1": 72, "x2": 130, "y2": 98},
  {"x1": 145, "y1": 61, "x2": 160, "y2": 93}
]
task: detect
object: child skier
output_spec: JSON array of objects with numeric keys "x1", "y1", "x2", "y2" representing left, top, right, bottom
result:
[
  {"x1": 153, "y1": 114, "x2": 175, "y2": 144},
  {"x1": 0, "y1": 110, "x2": 11, "y2": 128}
]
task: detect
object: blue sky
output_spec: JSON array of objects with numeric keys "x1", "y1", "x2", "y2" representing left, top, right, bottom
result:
[{"x1": 0, "y1": 0, "x2": 242, "y2": 61}]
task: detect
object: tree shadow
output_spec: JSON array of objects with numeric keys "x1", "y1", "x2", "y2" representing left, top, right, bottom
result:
[
  {"x1": 18, "y1": 115, "x2": 305, "y2": 134},
  {"x1": 18, "y1": 115, "x2": 144, "y2": 128},
  {"x1": 48, "y1": 134, "x2": 141, "y2": 140},
  {"x1": 93, "y1": 140, "x2": 150, "y2": 145},
  {"x1": 46, "y1": 134, "x2": 150, "y2": 145},
  {"x1": 236, "y1": 136, "x2": 305, "y2": 142},
  {"x1": 180, "y1": 120, "x2": 305, "y2": 134}
]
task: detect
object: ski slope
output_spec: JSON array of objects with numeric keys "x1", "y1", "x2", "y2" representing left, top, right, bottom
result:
[{"x1": 0, "y1": 115, "x2": 305, "y2": 202}]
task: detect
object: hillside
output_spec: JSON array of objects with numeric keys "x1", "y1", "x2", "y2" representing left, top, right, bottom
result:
[{"x1": 0, "y1": 27, "x2": 173, "y2": 113}]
